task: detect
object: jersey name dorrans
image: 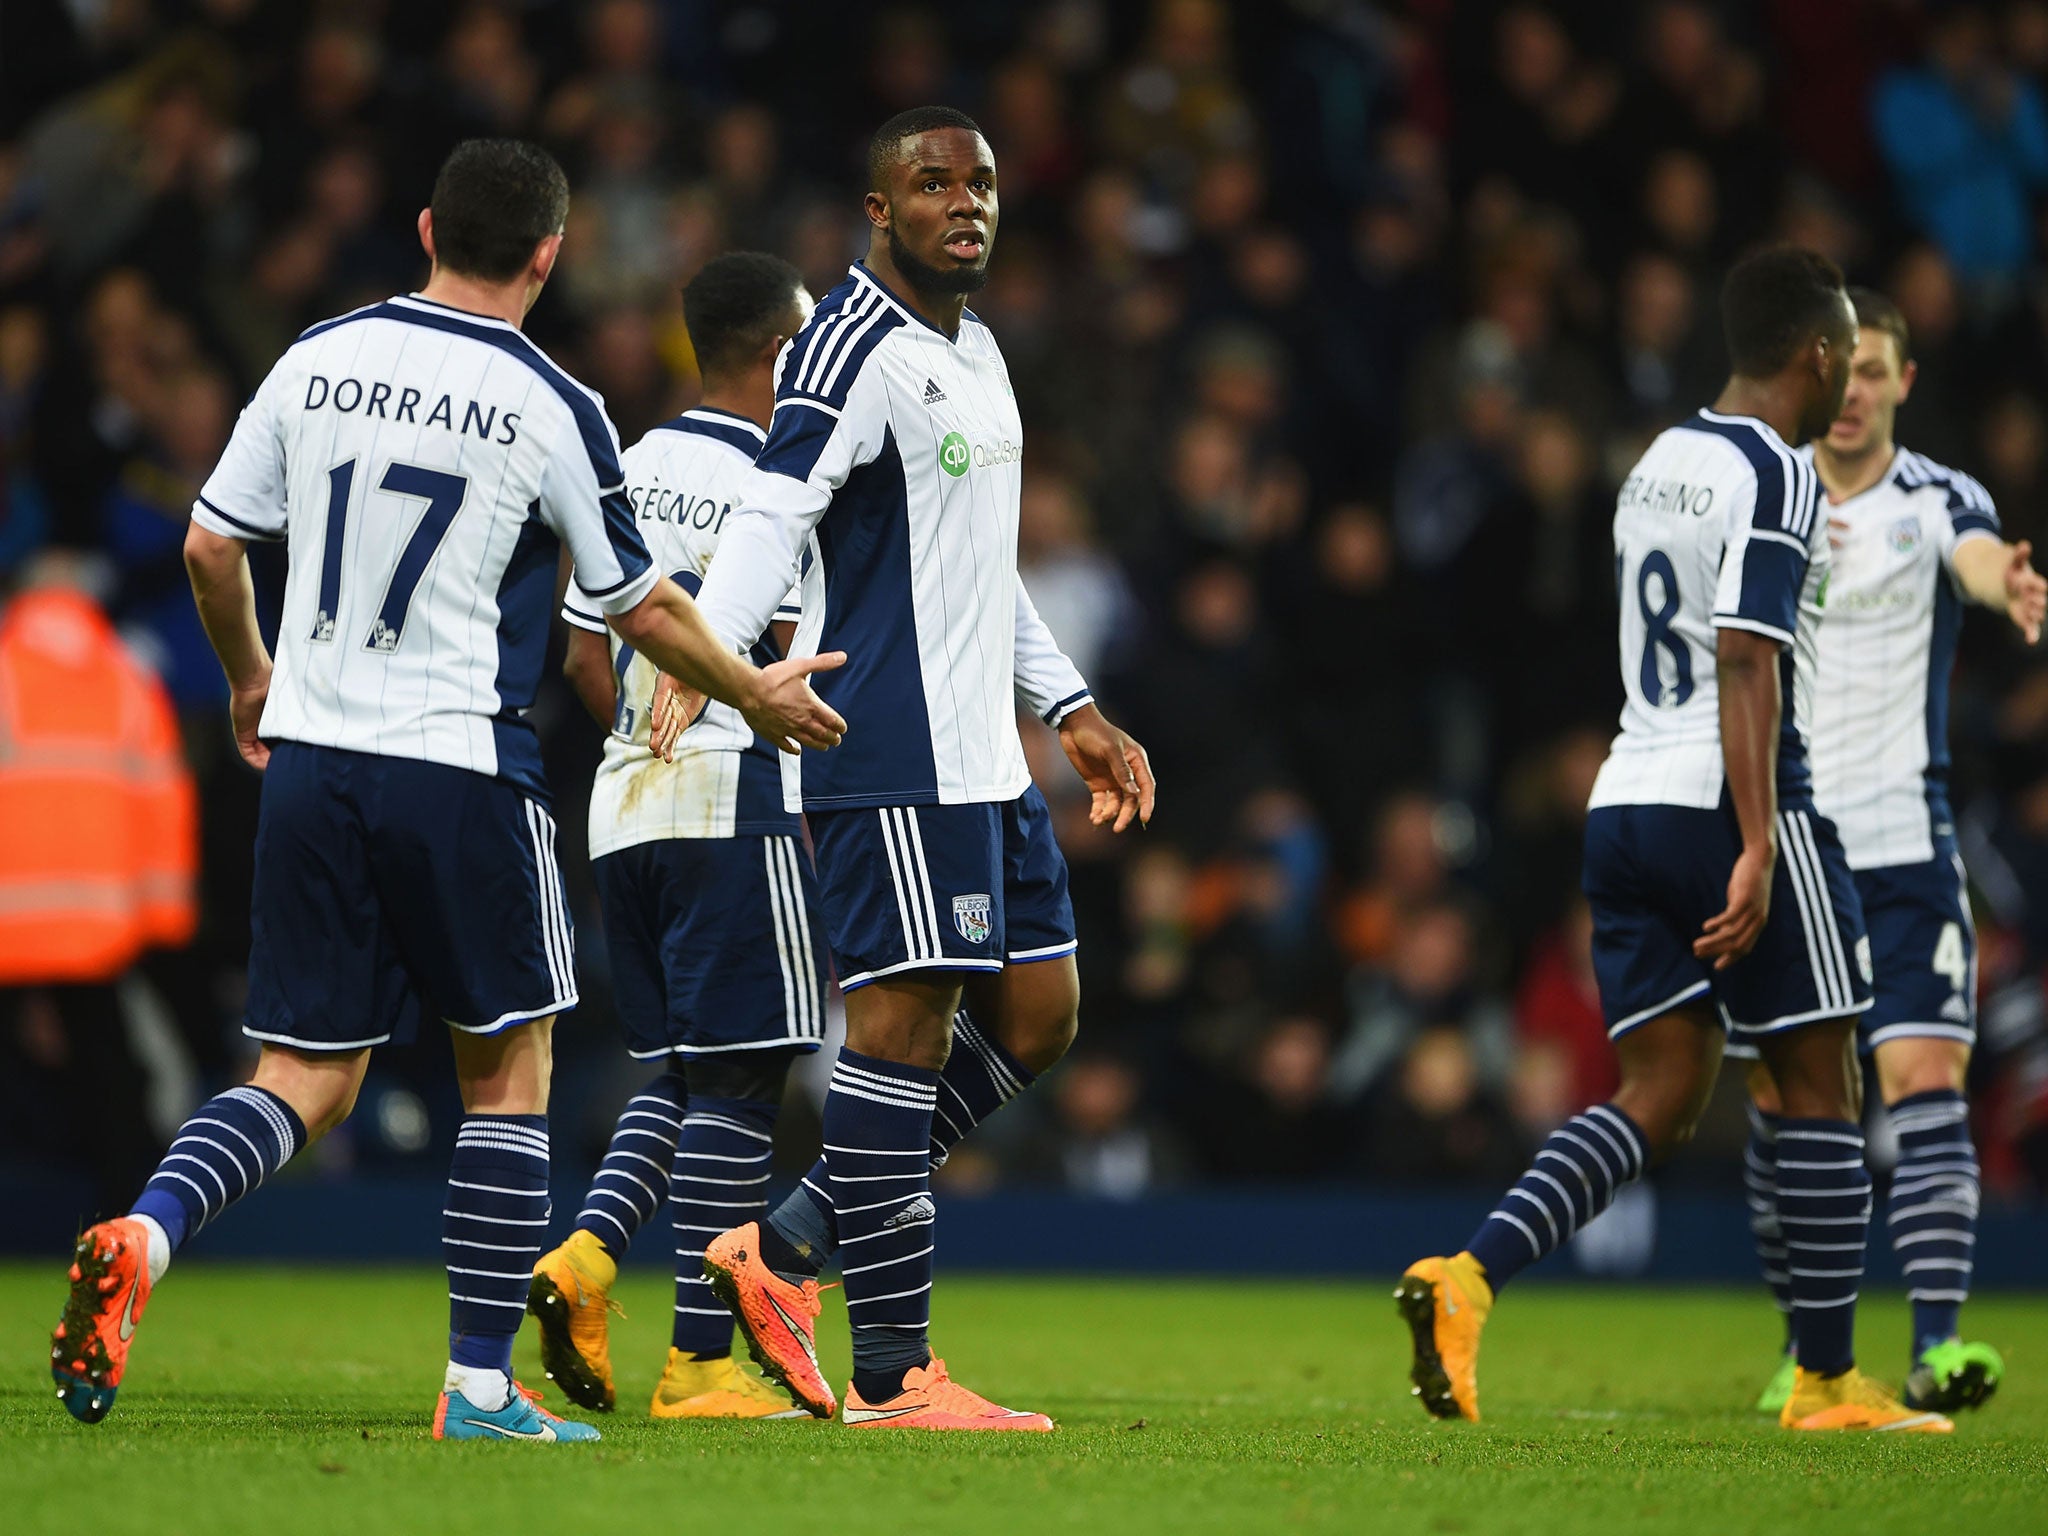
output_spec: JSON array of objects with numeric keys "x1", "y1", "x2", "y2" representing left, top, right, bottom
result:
[
  {"x1": 1618, "y1": 473, "x2": 1715, "y2": 517},
  {"x1": 301, "y1": 373, "x2": 523, "y2": 445}
]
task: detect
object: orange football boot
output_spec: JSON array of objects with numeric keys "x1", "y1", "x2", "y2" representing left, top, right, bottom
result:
[
  {"x1": 51, "y1": 1218, "x2": 153, "y2": 1423},
  {"x1": 1394, "y1": 1252, "x2": 1493, "y2": 1422},
  {"x1": 1780, "y1": 1367, "x2": 1954, "y2": 1433},
  {"x1": 700, "y1": 1221, "x2": 836, "y2": 1418},
  {"x1": 841, "y1": 1357, "x2": 1054, "y2": 1431}
]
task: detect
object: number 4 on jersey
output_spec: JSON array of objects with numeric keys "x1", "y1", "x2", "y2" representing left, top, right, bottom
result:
[
  {"x1": 309, "y1": 458, "x2": 470, "y2": 652},
  {"x1": 1932, "y1": 922, "x2": 1969, "y2": 992}
]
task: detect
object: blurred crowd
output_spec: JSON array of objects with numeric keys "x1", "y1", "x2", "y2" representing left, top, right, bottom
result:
[{"x1": 9, "y1": 0, "x2": 2048, "y2": 1211}]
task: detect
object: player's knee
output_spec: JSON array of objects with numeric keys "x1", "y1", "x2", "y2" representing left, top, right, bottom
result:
[
  {"x1": 1745, "y1": 1060, "x2": 1782, "y2": 1116},
  {"x1": 1008, "y1": 995, "x2": 1078, "y2": 1075},
  {"x1": 685, "y1": 1047, "x2": 802, "y2": 1106},
  {"x1": 1878, "y1": 1040, "x2": 1969, "y2": 1104},
  {"x1": 252, "y1": 1045, "x2": 367, "y2": 1143}
]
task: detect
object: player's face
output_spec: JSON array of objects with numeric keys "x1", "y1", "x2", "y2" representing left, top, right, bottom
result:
[
  {"x1": 1800, "y1": 296, "x2": 1858, "y2": 442},
  {"x1": 880, "y1": 129, "x2": 998, "y2": 295},
  {"x1": 1825, "y1": 329, "x2": 1907, "y2": 457}
]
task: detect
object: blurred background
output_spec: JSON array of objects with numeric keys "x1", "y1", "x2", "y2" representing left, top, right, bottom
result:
[{"x1": 5, "y1": 0, "x2": 2048, "y2": 1275}]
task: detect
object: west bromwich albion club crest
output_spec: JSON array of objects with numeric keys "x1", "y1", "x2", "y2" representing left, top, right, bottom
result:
[
  {"x1": 1889, "y1": 515, "x2": 1921, "y2": 555},
  {"x1": 953, "y1": 893, "x2": 993, "y2": 944}
]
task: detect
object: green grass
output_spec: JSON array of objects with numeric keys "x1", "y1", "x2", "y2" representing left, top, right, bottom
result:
[{"x1": 1, "y1": 1264, "x2": 2042, "y2": 1535}]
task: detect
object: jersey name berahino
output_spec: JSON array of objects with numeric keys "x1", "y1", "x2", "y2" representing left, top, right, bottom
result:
[
  {"x1": 1806, "y1": 446, "x2": 1999, "y2": 868},
  {"x1": 562, "y1": 408, "x2": 801, "y2": 853},
  {"x1": 1589, "y1": 410, "x2": 1826, "y2": 812},
  {"x1": 191, "y1": 294, "x2": 656, "y2": 796},
  {"x1": 697, "y1": 262, "x2": 1088, "y2": 811}
]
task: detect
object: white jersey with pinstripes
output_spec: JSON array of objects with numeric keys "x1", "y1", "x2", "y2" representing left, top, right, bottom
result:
[
  {"x1": 561, "y1": 408, "x2": 802, "y2": 853},
  {"x1": 1804, "y1": 445, "x2": 2001, "y2": 868},
  {"x1": 692, "y1": 262, "x2": 1092, "y2": 814},
  {"x1": 1589, "y1": 410, "x2": 1828, "y2": 812},
  {"x1": 189, "y1": 293, "x2": 657, "y2": 797}
]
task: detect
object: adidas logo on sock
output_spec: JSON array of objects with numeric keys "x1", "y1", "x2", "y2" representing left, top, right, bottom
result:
[
  {"x1": 922, "y1": 378, "x2": 946, "y2": 405},
  {"x1": 882, "y1": 1195, "x2": 936, "y2": 1230}
]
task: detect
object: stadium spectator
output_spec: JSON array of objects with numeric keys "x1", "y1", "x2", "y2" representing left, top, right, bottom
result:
[{"x1": 4, "y1": 0, "x2": 2048, "y2": 1214}]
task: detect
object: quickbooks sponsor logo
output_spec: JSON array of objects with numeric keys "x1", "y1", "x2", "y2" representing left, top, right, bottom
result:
[
  {"x1": 939, "y1": 431, "x2": 970, "y2": 477},
  {"x1": 938, "y1": 432, "x2": 1022, "y2": 477}
]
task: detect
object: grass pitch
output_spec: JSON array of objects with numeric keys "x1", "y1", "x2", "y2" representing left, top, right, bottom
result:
[{"x1": 2, "y1": 1264, "x2": 2042, "y2": 1535}]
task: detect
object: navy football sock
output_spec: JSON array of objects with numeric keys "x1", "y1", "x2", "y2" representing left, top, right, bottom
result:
[
  {"x1": 1466, "y1": 1104, "x2": 1648, "y2": 1292},
  {"x1": 131, "y1": 1085, "x2": 307, "y2": 1252},
  {"x1": 573, "y1": 1069, "x2": 685, "y2": 1261},
  {"x1": 444, "y1": 1114, "x2": 550, "y2": 1377},
  {"x1": 670, "y1": 1094, "x2": 776, "y2": 1357},
  {"x1": 1885, "y1": 1089, "x2": 1978, "y2": 1357},
  {"x1": 762, "y1": 1009, "x2": 1030, "y2": 1279},
  {"x1": 1744, "y1": 1104, "x2": 1795, "y2": 1346},
  {"x1": 1775, "y1": 1117, "x2": 1871, "y2": 1376},
  {"x1": 821, "y1": 1050, "x2": 939, "y2": 1403}
]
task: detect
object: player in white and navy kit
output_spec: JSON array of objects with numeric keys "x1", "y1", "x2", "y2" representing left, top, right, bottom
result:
[
  {"x1": 50, "y1": 143, "x2": 846, "y2": 1441},
  {"x1": 687, "y1": 108, "x2": 1157, "y2": 1431},
  {"x1": 1739, "y1": 288, "x2": 2044, "y2": 1415},
  {"x1": 514, "y1": 254, "x2": 828, "y2": 1422},
  {"x1": 1399, "y1": 251, "x2": 1948, "y2": 1433}
]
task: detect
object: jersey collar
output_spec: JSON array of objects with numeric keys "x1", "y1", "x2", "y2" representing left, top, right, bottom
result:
[
  {"x1": 1822, "y1": 444, "x2": 1903, "y2": 510},
  {"x1": 681, "y1": 406, "x2": 767, "y2": 442},
  {"x1": 847, "y1": 261, "x2": 972, "y2": 344},
  {"x1": 393, "y1": 292, "x2": 521, "y2": 331}
]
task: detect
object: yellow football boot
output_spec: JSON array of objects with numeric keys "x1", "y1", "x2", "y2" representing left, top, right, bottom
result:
[
  {"x1": 650, "y1": 1349, "x2": 812, "y2": 1420},
  {"x1": 1780, "y1": 1367, "x2": 1953, "y2": 1432},
  {"x1": 526, "y1": 1231, "x2": 623, "y2": 1412},
  {"x1": 1394, "y1": 1252, "x2": 1494, "y2": 1421}
]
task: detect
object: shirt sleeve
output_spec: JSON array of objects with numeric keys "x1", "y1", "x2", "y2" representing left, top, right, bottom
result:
[
  {"x1": 1712, "y1": 445, "x2": 1815, "y2": 647},
  {"x1": 559, "y1": 577, "x2": 607, "y2": 634},
  {"x1": 1934, "y1": 467, "x2": 2002, "y2": 573},
  {"x1": 772, "y1": 580, "x2": 803, "y2": 624},
  {"x1": 537, "y1": 399, "x2": 659, "y2": 616},
  {"x1": 1013, "y1": 575, "x2": 1093, "y2": 725},
  {"x1": 191, "y1": 360, "x2": 292, "y2": 542},
  {"x1": 696, "y1": 361, "x2": 889, "y2": 651}
]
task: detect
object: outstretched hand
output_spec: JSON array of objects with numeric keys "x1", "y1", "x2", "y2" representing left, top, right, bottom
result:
[
  {"x1": 1057, "y1": 703, "x2": 1156, "y2": 833},
  {"x1": 2004, "y1": 539, "x2": 2046, "y2": 645},
  {"x1": 744, "y1": 651, "x2": 849, "y2": 754}
]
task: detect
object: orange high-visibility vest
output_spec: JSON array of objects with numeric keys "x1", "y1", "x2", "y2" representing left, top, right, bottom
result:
[{"x1": 0, "y1": 585, "x2": 198, "y2": 983}]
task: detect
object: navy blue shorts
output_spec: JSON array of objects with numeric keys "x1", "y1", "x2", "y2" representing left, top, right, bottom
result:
[
  {"x1": 808, "y1": 784, "x2": 1077, "y2": 990},
  {"x1": 244, "y1": 742, "x2": 577, "y2": 1051},
  {"x1": 594, "y1": 833, "x2": 828, "y2": 1059},
  {"x1": 1856, "y1": 846, "x2": 1976, "y2": 1055},
  {"x1": 1583, "y1": 801, "x2": 1872, "y2": 1041}
]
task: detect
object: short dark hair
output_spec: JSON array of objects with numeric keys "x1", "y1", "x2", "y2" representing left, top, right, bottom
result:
[
  {"x1": 1720, "y1": 246, "x2": 1849, "y2": 377},
  {"x1": 683, "y1": 252, "x2": 805, "y2": 380},
  {"x1": 1848, "y1": 284, "x2": 1911, "y2": 366},
  {"x1": 867, "y1": 105, "x2": 985, "y2": 193},
  {"x1": 429, "y1": 138, "x2": 570, "y2": 283}
]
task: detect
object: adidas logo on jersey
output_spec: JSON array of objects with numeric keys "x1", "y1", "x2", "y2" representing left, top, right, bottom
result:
[
  {"x1": 1940, "y1": 993, "x2": 1970, "y2": 1023},
  {"x1": 882, "y1": 1195, "x2": 936, "y2": 1231},
  {"x1": 922, "y1": 378, "x2": 947, "y2": 405}
]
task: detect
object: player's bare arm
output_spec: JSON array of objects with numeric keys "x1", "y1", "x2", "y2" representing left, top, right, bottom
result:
[
  {"x1": 1056, "y1": 703, "x2": 1156, "y2": 832},
  {"x1": 1700, "y1": 625, "x2": 1781, "y2": 968},
  {"x1": 562, "y1": 626, "x2": 618, "y2": 729},
  {"x1": 183, "y1": 523, "x2": 275, "y2": 772},
  {"x1": 610, "y1": 576, "x2": 846, "y2": 755},
  {"x1": 1952, "y1": 535, "x2": 2047, "y2": 644}
]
